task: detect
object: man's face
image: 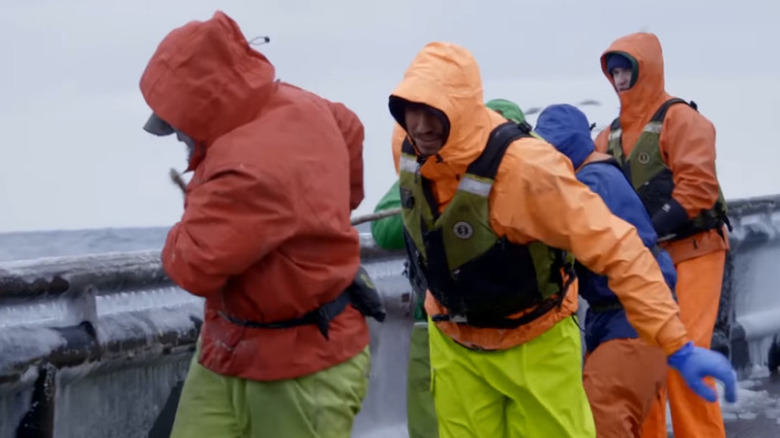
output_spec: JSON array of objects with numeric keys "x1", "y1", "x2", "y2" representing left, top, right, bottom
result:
[
  {"x1": 404, "y1": 106, "x2": 446, "y2": 157},
  {"x1": 173, "y1": 128, "x2": 197, "y2": 159},
  {"x1": 611, "y1": 67, "x2": 633, "y2": 92}
]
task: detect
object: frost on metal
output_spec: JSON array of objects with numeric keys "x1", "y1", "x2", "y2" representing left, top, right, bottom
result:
[
  {"x1": 0, "y1": 250, "x2": 167, "y2": 298},
  {"x1": 0, "y1": 196, "x2": 779, "y2": 437},
  {"x1": 719, "y1": 195, "x2": 780, "y2": 374},
  {"x1": 0, "y1": 327, "x2": 65, "y2": 380}
]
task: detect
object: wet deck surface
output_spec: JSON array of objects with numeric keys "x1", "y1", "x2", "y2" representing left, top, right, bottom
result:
[{"x1": 723, "y1": 372, "x2": 780, "y2": 437}]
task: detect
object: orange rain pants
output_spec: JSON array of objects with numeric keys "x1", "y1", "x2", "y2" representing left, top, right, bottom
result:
[
  {"x1": 640, "y1": 249, "x2": 727, "y2": 438},
  {"x1": 583, "y1": 338, "x2": 667, "y2": 437}
]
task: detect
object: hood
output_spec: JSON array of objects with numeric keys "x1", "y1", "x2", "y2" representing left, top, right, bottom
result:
[
  {"x1": 486, "y1": 98, "x2": 525, "y2": 123},
  {"x1": 600, "y1": 32, "x2": 670, "y2": 132},
  {"x1": 140, "y1": 11, "x2": 276, "y2": 168},
  {"x1": 328, "y1": 100, "x2": 365, "y2": 210},
  {"x1": 535, "y1": 104, "x2": 594, "y2": 169},
  {"x1": 388, "y1": 42, "x2": 499, "y2": 172}
]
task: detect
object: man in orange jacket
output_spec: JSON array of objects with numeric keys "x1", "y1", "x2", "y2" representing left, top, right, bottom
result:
[
  {"x1": 595, "y1": 32, "x2": 732, "y2": 438},
  {"x1": 373, "y1": 99, "x2": 530, "y2": 438},
  {"x1": 389, "y1": 41, "x2": 736, "y2": 437},
  {"x1": 140, "y1": 11, "x2": 374, "y2": 438}
]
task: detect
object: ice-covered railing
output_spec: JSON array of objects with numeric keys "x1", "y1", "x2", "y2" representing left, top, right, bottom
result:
[
  {"x1": 0, "y1": 251, "x2": 206, "y2": 438},
  {"x1": 719, "y1": 195, "x2": 780, "y2": 375},
  {"x1": 0, "y1": 251, "x2": 202, "y2": 383},
  {"x1": 1, "y1": 195, "x2": 780, "y2": 437},
  {"x1": 726, "y1": 195, "x2": 780, "y2": 251},
  {"x1": 0, "y1": 236, "x2": 413, "y2": 438}
]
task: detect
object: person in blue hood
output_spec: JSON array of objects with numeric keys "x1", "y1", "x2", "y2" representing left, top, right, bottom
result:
[{"x1": 536, "y1": 104, "x2": 678, "y2": 438}]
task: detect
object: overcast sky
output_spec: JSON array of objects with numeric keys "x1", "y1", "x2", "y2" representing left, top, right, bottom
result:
[{"x1": 1, "y1": 0, "x2": 778, "y2": 232}]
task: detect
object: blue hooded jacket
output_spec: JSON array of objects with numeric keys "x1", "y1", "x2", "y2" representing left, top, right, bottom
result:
[{"x1": 535, "y1": 104, "x2": 677, "y2": 352}]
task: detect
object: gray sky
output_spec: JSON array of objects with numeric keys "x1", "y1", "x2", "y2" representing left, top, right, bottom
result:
[{"x1": 1, "y1": 0, "x2": 778, "y2": 232}]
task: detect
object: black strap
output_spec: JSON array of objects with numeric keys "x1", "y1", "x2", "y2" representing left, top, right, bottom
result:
[
  {"x1": 467, "y1": 122, "x2": 531, "y2": 179},
  {"x1": 650, "y1": 98, "x2": 696, "y2": 123},
  {"x1": 405, "y1": 123, "x2": 531, "y2": 220},
  {"x1": 401, "y1": 137, "x2": 441, "y2": 221},
  {"x1": 431, "y1": 265, "x2": 576, "y2": 329},
  {"x1": 218, "y1": 289, "x2": 352, "y2": 340},
  {"x1": 588, "y1": 300, "x2": 623, "y2": 313},
  {"x1": 610, "y1": 98, "x2": 697, "y2": 130},
  {"x1": 518, "y1": 120, "x2": 534, "y2": 134},
  {"x1": 578, "y1": 156, "x2": 622, "y2": 172},
  {"x1": 431, "y1": 293, "x2": 561, "y2": 329},
  {"x1": 401, "y1": 137, "x2": 416, "y2": 155},
  {"x1": 420, "y1": 176, "x2": 441, "y2": 221},
  {"x1": 402, "y1": 228, "x2": 429, "y2": 298},
  {"x1": 721, "y1": 206, "x2": 733, "y2": 232}
]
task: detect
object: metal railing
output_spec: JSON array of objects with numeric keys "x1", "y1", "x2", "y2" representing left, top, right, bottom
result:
[{"x1": 1, "y1": 195, "x2": 779, "y2": 437}]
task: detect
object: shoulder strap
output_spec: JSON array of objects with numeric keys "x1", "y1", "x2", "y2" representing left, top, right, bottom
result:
[
  {"x1": 577, "y1": 154, "x2": 621, "y2": 173},
  {"x1": 602, "y1": 156, "x2": 621, "y2": 169},
  {"x1": 400, "y1": 135, "x2": 440, "y2": 219},
  {"x1": 467, "y1": 122, "x2": 531, "y2": 179},
  {"x1": 401, "y1": 137, "x2": 415, "y2": 155},
  {"x1": 576, "y1": 153, "x2": 637, "y2": 192},
  {"x1": 609, "y1": 98, "x2": 698, "y2": 129},
  {"x1": 650, "y1": 98, "x2": 698, "y2": 123}
]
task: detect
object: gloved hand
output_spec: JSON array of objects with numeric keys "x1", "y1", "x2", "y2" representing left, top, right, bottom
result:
[
  {"x1": 668, "y1": 341, "x2": 737, "y2": 403},
  {"x1": 347, "y1": 266, "x2": 387, "y2": 322},
  {"x1": 652, "y1": 198, "x2": 688, "y2": 239}
]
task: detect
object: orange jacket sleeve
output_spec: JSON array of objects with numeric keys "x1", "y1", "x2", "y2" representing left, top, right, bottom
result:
[
  {"x1": 660, "y1": 106, "x2": 720, "y2": 218},
  {"x1": 162, "y1": 164, "x2": 295, "y2": 297},
  {"x1": 329, "y1": 102, "x2": 365, "y2": 211},
  {"x1": 392, "y1": 123, "x2": 406, "y2": 175},
  {"x1": 490, "y1": 138, "x2": 689, "y2": 355}
]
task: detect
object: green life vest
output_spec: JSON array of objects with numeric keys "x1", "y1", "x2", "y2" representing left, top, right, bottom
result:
[
  {"x1": 399, "y1": 122, "x2": 574, "y2": 329},
  {"x1": 606, "y1": 98, "x2": 729, "y2": 240}
]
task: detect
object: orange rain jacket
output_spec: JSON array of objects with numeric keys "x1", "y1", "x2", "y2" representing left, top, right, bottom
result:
[
  {"x1": 390, "y1": 42, "x2": 689, "y2": 354},
  {"x1": 140, "y1": 11, "x2": 368, "y2": 381},
  {"x1": 594, "y1": 32, "x2": 728, "y2": 263}
]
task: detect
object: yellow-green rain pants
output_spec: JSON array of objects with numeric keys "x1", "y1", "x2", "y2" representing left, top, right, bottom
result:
[
  {"x1": 169, "y1": 343, "x2": 370, "y2": 438},
  {"x1": 428, "y1": 317, "x2": 595, "y2": 438}
]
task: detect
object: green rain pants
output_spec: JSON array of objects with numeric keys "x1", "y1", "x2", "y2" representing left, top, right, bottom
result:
[
  {"x1": 407, "y1": 322, "x2": 439, "y2": 438},
  {"x1": 428, "y1": 317, "x2": 595, "y2": 438},
  {"x1": 169, "y1": 344, "x2": 370, "y2": 438}
]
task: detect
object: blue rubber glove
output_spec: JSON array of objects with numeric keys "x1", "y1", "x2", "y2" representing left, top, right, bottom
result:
[{"x1": 668, "y1": 342, "x2": 737, "y2": 403}]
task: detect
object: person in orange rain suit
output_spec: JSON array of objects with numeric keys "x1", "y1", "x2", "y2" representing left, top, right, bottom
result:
[
  {"x1": 139, "y1": 11, "x2": 381, "y2": 438},
  {"x1": 535, "y1": 103, "x2": 677, "y2": 438},
  {"x1": 595, "y1": 32, "x2": 733, "y2": 438},
  {"x1": 388, "y1": 41, "x2": 736, "y2": 438},
  {"x1": 375, "y1": 99, "x2": 529, "y2": 438}
]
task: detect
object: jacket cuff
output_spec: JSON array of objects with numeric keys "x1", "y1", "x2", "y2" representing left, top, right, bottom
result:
[
  {"x1": 667, "y1": 341, "x2": 694, "y2": 367},
  {"x1": 652, "y1": 198, "x2": 689, "y2": 237},
  {"x1": 655, "y1": 317, "x2": 691, "y2": 356}
]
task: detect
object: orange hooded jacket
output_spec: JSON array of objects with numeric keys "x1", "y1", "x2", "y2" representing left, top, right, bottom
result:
[
  {"x1": 392, "y1": 123, "x2": 405, "y2": 175},
  {"x1": 390, "y1": 42, "x2": 689, "y2": 354},
  {"x1": 140, "y1": 11, "x2": 368, "y2": 381},
  {"x1": 595, "y1": 33, "x2": 728, "y2": 263}
]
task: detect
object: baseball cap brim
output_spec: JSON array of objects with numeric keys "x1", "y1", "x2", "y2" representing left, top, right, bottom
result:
[{"x1": 143, "y1": 113, "x2": 175, "y2": 136}]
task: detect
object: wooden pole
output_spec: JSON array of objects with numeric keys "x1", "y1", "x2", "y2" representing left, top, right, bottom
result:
[
  {"x1": 349, "y1": 207, "x2": 402, "y2": 226},
  {"x1": 169, "y1": 168, "x2": 187, "y2": 194}
]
